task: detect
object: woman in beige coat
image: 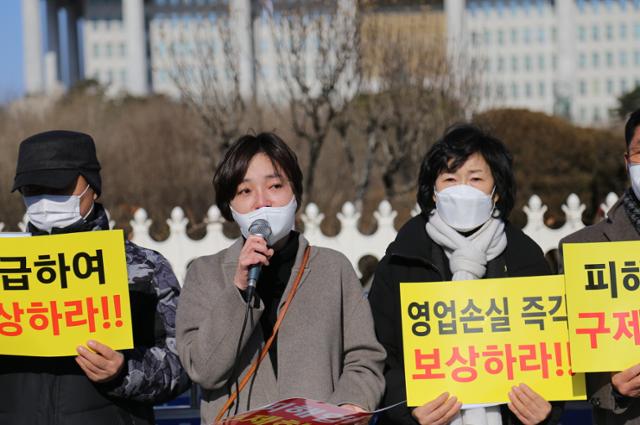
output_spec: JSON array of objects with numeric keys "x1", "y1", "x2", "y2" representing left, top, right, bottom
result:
[{"x1": 176, "y1": 132, "x2": 385, "y2": 424}]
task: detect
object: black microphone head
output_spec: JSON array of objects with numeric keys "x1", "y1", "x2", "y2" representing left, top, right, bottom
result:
[{"x1": 248, "y1": 219, "x2": 272, "y2": 240}]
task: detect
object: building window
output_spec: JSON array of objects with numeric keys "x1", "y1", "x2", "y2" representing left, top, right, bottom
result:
[
  {"x1": 512, "y1": 56, "x2": 519, "y2": 72},
  {"x1": 592, "y1": 25, "x2": 600, "y2": 41},
  {"x1": 120, "y1": 69, "x2": 127, "y2": 84},
  {"x1": 593, "y1": 79, "x2": 600, "y2": 95},
  {"x1": 552, "y1": 54, "x2": 558, "y2": 70},
  {"x1": 538, "y1": 54, "x2": 545, "y2": 70},
  {"x1": 578, "y1": 25, "x2": 586, "y2": 41},
  {"x1": 523, "y1": 27, "x2": 531, "y2": 44},
  {"x1": 498, "y1": 56, "x2": 505, "y2": 71},
  {"x1": 607, "y1": 79, "x2": 614, "y2": 94},
  {"x1": 105, "y1": 43, "x2": 112, "y2": 58},
  {"x1": 578, "y1": 0, "x2": 586, "y2": 13},
  {"x1": 622, "y1": 78, "x2": 628, "y2": 92},
  {"x1": 592, "y1": 52, "x2": 600, "y2": 68},
  {"x1": 525, "y1": 82, "x2": 532, "y2": 97},
  {"x1": 119, "y1": 43, "x2": 126, "y2": 57},
  {"x1": 511, "y1": 28, "x2": 518, "y2": 44},
  {"x1": 606, "y1": 51, "x2": 614, "y2": 67},
  {"x1": 539, "y1": 81, "x2": 545, "y2": 97},
  {"x1": 579, "y1": 53, "x2": 587, "y2": 68},
  {"x1": 593, "y1": 107, "x2": 601, "y2": 122},
  {"x1": 580, "y1": 107, "x2": 586, "y2": 121},
  {"x1": 472, "y1": 31, "x2": 480, "y2": 46},
  {"x1": 524, "y1": 55, "x2": 532, "y2": 71},
  {"x1": 511, "y1": 82, "x2": 518, "y2": 98},
  {"x1": 635, "y1": 23, "x2": 640, "y2": 40},
  {"x1": 93, "y1": 43, "x2": 100, "y2": 58},
  {"x1": 538, "y1": 27, "x2": 545, "y2": 43},
  {"x1": 606, "y1": 23, "x2": 614, "y2": 40},
  {"x1": 579, "y1": 80, "x2": 587, "y2": 95},
  {"x1": 620, "y1": 51, "x2": 628, "y2": 66},
  {"x1": 484, "y1": 30, "x2": 491, "y2": 45},
  {"x1": 498, "y1": 30, "x2": 505, "y2": 45},
  {"x1": 635, "y1": 50, "x2": 640, "y2": 65},
  {"x1": 497, "y1": 83, "x2": 505, "y2": 98},
  {"x1": 551, "y1": 27, "x2": 558, "y2": 42},
  {"x1": 620, "y1": 23, "x2": 628, "y2": 39}
]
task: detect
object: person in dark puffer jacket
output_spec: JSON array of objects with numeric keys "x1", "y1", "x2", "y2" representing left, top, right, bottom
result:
[
  {"x1": 0, "y1": 130, "x2": 190, "y2": 425},
  {"x1": 369, "y1": 124, "x2": 563, "y2": 425}
]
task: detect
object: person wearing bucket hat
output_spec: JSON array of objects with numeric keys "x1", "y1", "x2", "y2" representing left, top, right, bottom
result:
[{"x1": 0, "y1": 130, "x2": 190, "y2": 425}]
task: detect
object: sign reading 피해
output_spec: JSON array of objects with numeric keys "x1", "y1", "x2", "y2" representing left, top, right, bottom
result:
[
  {"x1": 400, "y1": 275, "x2": 586, "y2": 406},
  {"x1": 0, "y1": 230, "x2": 133, "y2": 356},
  {"x1": 563, "y1": 240, "x2": 640, "y2": 372}
]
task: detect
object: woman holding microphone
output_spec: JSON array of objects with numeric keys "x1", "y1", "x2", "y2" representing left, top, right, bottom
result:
[{"x1": 176, "y1": 132, "x2": 385, "y2": 424}]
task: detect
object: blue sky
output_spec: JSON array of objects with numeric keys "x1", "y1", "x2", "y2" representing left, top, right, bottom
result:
[{"x1": 0, "y1": 0, "x2": 23, "y2": 103}]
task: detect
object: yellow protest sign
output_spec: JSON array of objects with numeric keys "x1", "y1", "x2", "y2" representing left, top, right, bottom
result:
[
  {"x1": 400, "y1": 276, "x2": 586, "y2": 406},
  {"x1": 563, "y1": 241, "x2": 640, "y2": 372},
  {"x1": 0, "y1": 230, "x2": 133, "y2": 356}
]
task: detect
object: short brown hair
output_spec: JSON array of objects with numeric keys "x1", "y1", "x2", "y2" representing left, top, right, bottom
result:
[{"x1": 213, "y1": 132, "x2": 303, "y2": 221}]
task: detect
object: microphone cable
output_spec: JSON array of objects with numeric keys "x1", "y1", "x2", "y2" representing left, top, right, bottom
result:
[
  {"x1": 225, "y1": 220, "x2": 271, "y2": 417},
  {"x1": 225, "y1": 290, "x2": 253, "y2": 417}
]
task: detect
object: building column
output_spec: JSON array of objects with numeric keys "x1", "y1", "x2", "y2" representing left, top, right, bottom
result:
[
  {"x1": 231, "y1": 0, "x2": 253, "y2": 101},
  {"x1": 65, "y1": 2, "x2": 82, "y2": 87},
  {"x1": 123, "y1": 0, "x2": 149, "y2": 95},
  {"x1": 45, "y1": 0, "x2": 62, "y2": 93},
  {"x1": 22, "y1": 0, "x2": 44, "y2": 95},
  {"x1": 555, "y1": 0, "x2": 577, "y2": 119},
  {"x1": 445, "y1": 0, "x2": 465, "y2": 53}
]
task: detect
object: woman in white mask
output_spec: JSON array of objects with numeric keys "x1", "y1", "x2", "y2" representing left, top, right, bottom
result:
[
  {"x1": 176, "y1": 132, "x2": 385, "y2": 425},
  {"x1": 369, "y1": 124, "x2": 561, "y2": 425}
]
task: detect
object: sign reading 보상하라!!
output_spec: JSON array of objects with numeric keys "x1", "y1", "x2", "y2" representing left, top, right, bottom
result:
[{"x1": 400, "y1": 275, "x2": 586, "y2": 406}]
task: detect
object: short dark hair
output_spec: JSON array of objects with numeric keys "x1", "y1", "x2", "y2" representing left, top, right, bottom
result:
[
  {"x1": 213, "y1": 132, "x2": 303, "y2": 221},
  {"x1": 625, "y1": 109, "x2": 640, "y2": 149},
  {"x1": 417, "y1": 123, "x2": 516, "y2": 219}
]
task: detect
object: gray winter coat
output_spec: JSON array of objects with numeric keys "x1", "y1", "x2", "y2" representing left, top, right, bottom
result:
[
  {"x1": 560, "y1": 198, "x2": 640, "y2": 425},
  {"x1": 176, "y1": 233, "x2": 386, "y2": 425}
]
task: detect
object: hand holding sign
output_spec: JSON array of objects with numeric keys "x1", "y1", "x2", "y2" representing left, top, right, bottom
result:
[
  {"x1": 611, "y1": 364, "x2": 640, "y2": 398},
  {"x1": 75, "y1": 339, "x2": 125, "y2": 383},
  {"x1": 411, "y1": 392, "x2": 461, "y2": 425},
  {"x1": 507, "y1": 383, "x2": 552, "y2": 425}
]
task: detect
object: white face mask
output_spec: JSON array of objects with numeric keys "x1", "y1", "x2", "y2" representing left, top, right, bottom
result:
[
  {"x1": 231, "y1": 196, "x2": 297, "y2": 246},
  {"x1": 435, "y1": 184, "x2": 495, "y2": 232},
  {"x1": 630, "y1": 164, "x2": 640, "y2": 201},
  {"x1": 24, "y1": 185, "x2": 93, "y2": 233}
]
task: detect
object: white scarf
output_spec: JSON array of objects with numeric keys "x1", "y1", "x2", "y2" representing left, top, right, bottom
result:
[{"x1": 426, "y1": 211, "x2": 508, "y2": 425}]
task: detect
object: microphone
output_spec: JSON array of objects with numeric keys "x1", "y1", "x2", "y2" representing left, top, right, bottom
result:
[{"x1": 245, "y1": 219, "x2": 272, "y2": 305}]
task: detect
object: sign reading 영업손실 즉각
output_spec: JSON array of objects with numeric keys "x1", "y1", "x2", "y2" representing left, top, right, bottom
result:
[
  {"x1": 400, "y1": 275, "x2": 586, "y2": 406},
  {"x1": 563, "y1": 240, "x2": 640, "y2": 372},
  {"x1": 0, "y1": 230, "x2": 133, "y2": 357}
]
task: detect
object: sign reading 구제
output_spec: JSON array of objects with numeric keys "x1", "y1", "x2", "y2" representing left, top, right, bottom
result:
[
  {"x1": 563, "y1": 241, "x2": 640, "y2": 372},
  {"x1": 0, "y1": 230, "x2": 133, "y2": 357},
  {"x1": 400, "y1": 276, "x2": 586, "y2": 406}
]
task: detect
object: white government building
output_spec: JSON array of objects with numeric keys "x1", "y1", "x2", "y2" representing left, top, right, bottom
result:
[{"x1": 21, "y1": 0, "x2": 640, "y2": 125}]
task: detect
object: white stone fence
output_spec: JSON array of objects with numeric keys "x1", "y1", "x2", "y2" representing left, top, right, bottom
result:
[{"x1": 2, "y1": 192, "x2": 621, "y2": 286}]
